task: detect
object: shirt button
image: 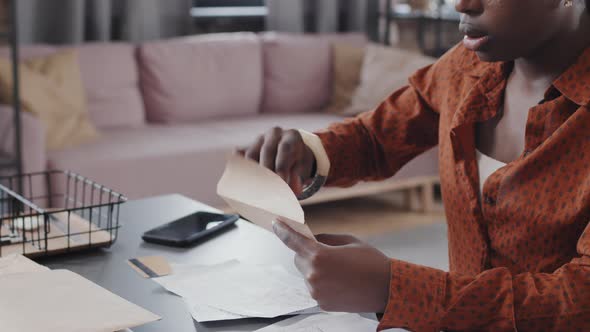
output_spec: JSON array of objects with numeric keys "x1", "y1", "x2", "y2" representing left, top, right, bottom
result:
[{"x1": 484, "y1": 195, "x2": 496, "y2": 206}]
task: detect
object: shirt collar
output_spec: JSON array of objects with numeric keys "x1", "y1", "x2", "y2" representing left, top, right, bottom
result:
[
  {"x1": 553, "y1": 46, "x2": 590, "y2": 106},
  {"x1": 451, "y1": 59, "x2": 509, "y2": 130},
  {"x1": 451, "y1": 45, "x2": 590, "y2": 130}
]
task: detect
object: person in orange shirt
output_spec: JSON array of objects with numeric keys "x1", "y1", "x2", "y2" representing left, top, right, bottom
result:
[{"x1": 241, "y1": 0, "x2": 590, "y2": 331}]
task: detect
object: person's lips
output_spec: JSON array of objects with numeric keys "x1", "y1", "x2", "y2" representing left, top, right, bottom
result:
[{"x1": 459, "y1": 24, "x2": 490, "y2": 51}]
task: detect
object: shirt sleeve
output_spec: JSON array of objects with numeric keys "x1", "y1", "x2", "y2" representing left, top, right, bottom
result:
[
  {"x1": 315, "y1": 82, "x2": 440, "y2": 188},
  {"x1": 378, "y1": 224, "x2": 590, "y2": 332}
]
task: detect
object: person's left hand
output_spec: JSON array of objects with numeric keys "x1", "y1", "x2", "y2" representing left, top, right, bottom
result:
[{"x1": 273, "y1": 219, "x2": 391, "y2": 313}]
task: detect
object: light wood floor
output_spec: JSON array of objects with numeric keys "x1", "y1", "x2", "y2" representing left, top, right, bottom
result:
[
  {"x1": 220, "y1": 190, "x2": 446, "y2": 237},
  {"x1": 304, "y1": 191, "x2": 446, "y2": 237}
]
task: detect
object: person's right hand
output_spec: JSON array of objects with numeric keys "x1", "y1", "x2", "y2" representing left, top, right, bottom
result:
[{"x1": 239, "y1": 127, "x2": 316, "y2": 196}]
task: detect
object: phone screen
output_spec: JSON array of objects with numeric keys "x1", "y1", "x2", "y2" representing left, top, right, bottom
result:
[
  {"x1": 148, "y1": 213, "x2": 224, "y2": 240},
  {"x1": 143, "y1": 211, "x2": 239, "y2": 247}
]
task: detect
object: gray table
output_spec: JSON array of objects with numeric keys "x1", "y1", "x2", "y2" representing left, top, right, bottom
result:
[{"x1": 39, "y1": 194, "x2": 449, "y2": 332}]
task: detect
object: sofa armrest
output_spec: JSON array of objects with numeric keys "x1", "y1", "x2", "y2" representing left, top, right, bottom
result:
[{"x1": 0, "y1": 105, "x2": 47, "y2": 173}]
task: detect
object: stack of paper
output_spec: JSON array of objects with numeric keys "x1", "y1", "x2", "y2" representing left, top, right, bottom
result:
[
  {"x1": 254, "y1": 313, "x2": 379, "y2": 332},
  {"x1": 0, "y1": 254, "x2": 160, "y2": 332},
  {"x1": 154, "y1": 260, "x2": 320, "y2": 322},
  {"x1": 217, "y1": 154, "x2": 315, "y2": 238}
]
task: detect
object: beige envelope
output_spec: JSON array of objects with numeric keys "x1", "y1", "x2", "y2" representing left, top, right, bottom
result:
[
  {"x1": 217, "y1": 154, "x2": 314, "y2": 239},
  {"x1": 0, "y1": 253, "x2": 49, "y2": 276},
  {"x1": 0, "y1": 269, "x2": 161, "y2": 332}
]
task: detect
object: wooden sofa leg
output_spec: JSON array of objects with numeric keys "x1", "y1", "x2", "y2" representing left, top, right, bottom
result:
[{"x1": 404, "y1": 187, "x2": 422, "y2": 212}]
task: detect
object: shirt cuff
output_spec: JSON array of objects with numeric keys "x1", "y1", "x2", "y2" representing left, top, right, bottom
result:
[{"x1": 378, "y1": 259, "x2": 447, "y2": 332}]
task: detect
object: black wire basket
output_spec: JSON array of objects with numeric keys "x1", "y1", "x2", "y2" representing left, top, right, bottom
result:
[{"x1": 0, "y1": 170, "x2": 127, "y2": 258}]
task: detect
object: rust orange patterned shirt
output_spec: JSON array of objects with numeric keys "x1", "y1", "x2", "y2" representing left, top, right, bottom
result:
[{"x1": 315, "y1": 44, "x2": 590, "y2": 331}]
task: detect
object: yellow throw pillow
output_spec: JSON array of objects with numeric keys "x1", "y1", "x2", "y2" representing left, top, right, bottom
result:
[
  {"x1": 324, "y1": 43, "x2": 366, "y2": 114},
  {"x1": 0, "y1": 49, "x2": 99, "y2": 150}
]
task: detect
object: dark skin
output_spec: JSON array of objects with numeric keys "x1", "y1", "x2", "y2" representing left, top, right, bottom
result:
[
  {"x1": 242, "y1": 0, "x2": 590, "y2": 314},
  {"x1": 470, "y1": 0, "x2": 590, "y2": 161}
]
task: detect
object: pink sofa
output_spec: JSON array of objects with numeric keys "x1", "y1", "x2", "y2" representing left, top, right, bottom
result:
[{"x1": 0, "y1": 32, "x2": 438, "y2": 208}]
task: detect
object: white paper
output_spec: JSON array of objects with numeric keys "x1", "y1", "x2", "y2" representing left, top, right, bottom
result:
[
  {"x1": 154, "y1": 261, "x2": 319, "y2": 322},
  {"x1": 157, "y1": 261, "x2": 250, "y2": 322},
  {"x1": 0, "y1": 269, "x2": 161, "y2": 332},
  {"x1": 217, "y1": 155, "x2": 314, "y2": 238},
  {"x1": 254, "y1": 313, "x2": 379, "y2": 332}
]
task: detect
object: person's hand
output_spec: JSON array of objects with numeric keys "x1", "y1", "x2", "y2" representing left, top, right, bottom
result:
[
  {"x1": 239, "y1": 127, "x2": 316, "y2": 196},
  {"x1": 273, "y1": 219, "x2": 391, "y2": 313}
]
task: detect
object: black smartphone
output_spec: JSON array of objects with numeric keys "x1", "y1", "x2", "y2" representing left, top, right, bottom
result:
[{"x1": 142, "y1": 211, "x2": 239, "y2": 247}]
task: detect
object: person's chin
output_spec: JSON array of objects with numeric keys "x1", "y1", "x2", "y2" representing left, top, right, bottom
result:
[
  {"x1": 474, "y1": 51, "x2": 500, "y2": 62},
  {"x1": 471, "y1": 42, "x2": 521, "y2": 62},
  {"x1": 473, "y1": 49, "x2": 513, "y2": 63}
]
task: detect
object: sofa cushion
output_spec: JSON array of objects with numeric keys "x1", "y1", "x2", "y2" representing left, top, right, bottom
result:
[
  {"x1": 48, "y1": 112, "x2": 439, "y2": 207},
  {"x1": 47, "y1": 114, "x2": 344, "y2": 206},
  {"x1": 346, "y1": 44, "x2": 435, "y2": 115},
  {"x1": 75, "y1": 43, "x2": 146, "y2": 129},
  {"x1": 321, "y1": 33, "x2": 368, "y2": 46},
  {"x1": 139, "y1": 33, "x2": 263, "y2": 123},
  {"x1": 324, "y1": 43, "x2": 366, "y2": 114},
  {"x1": 261, "y1": 33, "x2": 332, "y2": 115},
  {"x1": 0, "y1": 49, "x2": 99, "y2": 150},
  {"x1": 260, "y1": 33, "x2": 367, "y2": 115},
  {"x1": 0, "y1": 43, "x2": 146, "y2": 129}
]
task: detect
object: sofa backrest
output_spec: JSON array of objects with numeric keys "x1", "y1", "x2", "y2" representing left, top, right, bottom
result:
[
  {"x1": 138, "y1": 32, "x2": 263, "y2": 123},
  {"x1": 1, "y1": 33, "x2": 368, "y2": 129},
  {"x1": 260, "y1": 33, "x2": 331, "y2": 115},
  {"x1": 138, "y1": 32, "x2": 368, "y2": 122},
  {"x1": 260, "y1": 32, "x2": 367, "y2": 115},
  {"x1": 75, "y1": 43, "x2": 146, "y2": 129},
  {"x1": 0, "y1": 43, "x2": 146, "y2": 130}
]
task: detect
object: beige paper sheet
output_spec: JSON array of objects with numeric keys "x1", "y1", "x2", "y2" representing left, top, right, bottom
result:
[
  {"x1": 217, "y1": 155, "x2": 314, "y2": 239},
  {"x1": 0, "y1": 269, "x2": 161, "y2": 332},
  {"x1": 0, "y1": 254, "x2": 49, "y2": 276}
]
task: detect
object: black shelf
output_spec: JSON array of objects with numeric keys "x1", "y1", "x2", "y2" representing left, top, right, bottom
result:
[{"x1": 382, "y1": 1, "x2": 460, "y2": 57}]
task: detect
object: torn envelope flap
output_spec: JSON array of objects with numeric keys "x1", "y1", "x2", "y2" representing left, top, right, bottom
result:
[
  {"x1": 217, "y1": 155, "x2": 314, "y2": 239},
  {"x1": 221, "y1": 196, "x2": 314, "y2": 239}
]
